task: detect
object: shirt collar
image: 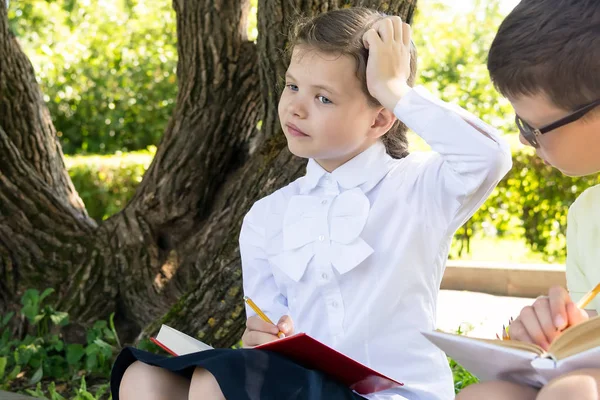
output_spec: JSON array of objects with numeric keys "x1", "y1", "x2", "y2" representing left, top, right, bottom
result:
[{"x1": 299, "y1": 141, "x2": 393, "y2": 195}]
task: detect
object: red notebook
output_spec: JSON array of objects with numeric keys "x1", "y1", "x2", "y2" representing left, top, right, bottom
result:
[{"x1": 150, "y1": 325, "x2": 403, "y2": 395}]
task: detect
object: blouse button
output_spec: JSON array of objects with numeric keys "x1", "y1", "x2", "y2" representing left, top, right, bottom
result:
[
  {"x1": 321, "y1": 199, "x2": 328, "y2": 205},
  {"x1": 321, "y1": 272, "x2": 328, "y2": 280},
  {"x1": 332, "y1": 301, "x2": 338, "y2": 308},
  {"x1": 318, "y1": 235, "x2": 325, "y2": 241}
]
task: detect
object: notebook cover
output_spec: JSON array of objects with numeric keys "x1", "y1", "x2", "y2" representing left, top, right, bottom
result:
[{"x1": 256, "y1": 333, "x2": 404, "y2": 394}]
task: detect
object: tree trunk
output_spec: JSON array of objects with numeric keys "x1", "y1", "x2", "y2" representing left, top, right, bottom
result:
[{"x1": 0, "y1": 0, "x2": 417, "y2": 348}]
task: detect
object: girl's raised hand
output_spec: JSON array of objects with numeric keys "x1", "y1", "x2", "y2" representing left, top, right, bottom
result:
[{"x1": 362, "y1": 16, "x2": 412, "y2": 111}]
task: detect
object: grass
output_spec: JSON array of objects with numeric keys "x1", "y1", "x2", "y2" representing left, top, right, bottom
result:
[{"x1": 450, "y1": 235, "x2": 559, "y2": 264}]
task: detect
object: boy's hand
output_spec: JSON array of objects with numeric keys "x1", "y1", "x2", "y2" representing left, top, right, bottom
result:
[
  {"x1": 508, "y1": 286, "x2": 589, "y2": 350},
  {"x1": 241, "y1": 315, "x2": 294, "y2": 348},
  {"x1": 362, "y1": 16, "x2": 412, "y2": 111}
]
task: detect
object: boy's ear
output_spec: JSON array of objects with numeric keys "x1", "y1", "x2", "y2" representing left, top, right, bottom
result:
[{"x1": 369, "y1": 107, "x2": 397, "y2": 138}]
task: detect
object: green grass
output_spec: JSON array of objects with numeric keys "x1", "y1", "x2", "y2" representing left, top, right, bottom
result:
[{"x1": 451, "y1": 235, "x2": 559, "y2": 264}]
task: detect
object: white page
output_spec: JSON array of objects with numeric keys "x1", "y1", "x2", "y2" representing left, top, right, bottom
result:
[
  {"x1": 422, "y1": 331, "x2": 545, "y2": 387},
  {"x1": 156, "y1": 325, "x2": 213, "y2": 356}
]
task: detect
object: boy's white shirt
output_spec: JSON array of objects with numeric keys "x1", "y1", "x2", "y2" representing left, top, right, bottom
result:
[
  {"x1": 567, "y1": 184, "x2": 600, "y2": 314},
  {"x1": 240, "y1": 86, "x2": 512, "y2": 400}
]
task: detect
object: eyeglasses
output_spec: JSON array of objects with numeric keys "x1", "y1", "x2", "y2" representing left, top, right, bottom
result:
[{"x1": 515, "y1": 98, "x2": 600, "y2": 148}]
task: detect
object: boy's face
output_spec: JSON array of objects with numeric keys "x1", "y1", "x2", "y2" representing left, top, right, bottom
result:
[
  {"x1": 510, "y1": 93, "x2": 600, "y2": 177},
  {"x1": 278, "y1": 46, "x2": 392, "y2": 172}
]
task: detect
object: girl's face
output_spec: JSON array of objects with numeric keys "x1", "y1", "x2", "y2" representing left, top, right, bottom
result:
[
  {"x1": 278, "y1": 46, "x2": 395, "y2": 172},
  {"x1": 510, "y1": 93, "x2": 600, "y2": 177}
]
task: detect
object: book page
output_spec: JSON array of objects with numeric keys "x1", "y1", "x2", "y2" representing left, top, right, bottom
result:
[
  {"x1": 549, "y1": 316, "x2": 600, "y2": 359},
  {"x1": 422, "y1": 331, "x2": 546, "y2": 387},
  {"x1": 155, "y1": 325, "x2": 213, "y2": 356}
]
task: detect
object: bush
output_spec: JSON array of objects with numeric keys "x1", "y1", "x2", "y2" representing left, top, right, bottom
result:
[
  {"x1": 65, "y1": 148, "x2": 154, "y2": 222},
  {"x1": 7, "y1": 1, "x2": 178, "y2": 154},
  {"x1": 455, "y1": 150, "x2": 600, "y2": 262}
]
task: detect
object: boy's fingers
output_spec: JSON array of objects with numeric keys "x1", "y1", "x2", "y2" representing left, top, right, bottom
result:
[
  {"x1": 246, "y1": 315, "x2": 279, "y2": 334},
  {"x1": 548, "y1": 286, "x2": 570, "y2": 330},
  {"x1": 507, "y1": 319, "x2": 534, "y2": 344},
  {"x1": 518, "y1": 306, "x2": 550, "y2": 350},
  {"x1": 566, "y1": 301, "x2": 589, "y2": 327},
  {"x1": 532, "y1": 296, "x2": 559, "y2": 344}
]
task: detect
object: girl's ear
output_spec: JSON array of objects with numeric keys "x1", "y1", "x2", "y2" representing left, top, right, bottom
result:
[{"x1": 369, "y1": 107, "x2": 397, "y2": 139}]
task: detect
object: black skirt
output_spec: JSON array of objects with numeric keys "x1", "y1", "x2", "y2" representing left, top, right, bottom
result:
[{"x1": 110, "y1": 346, "x2": 367, "y2": 400}]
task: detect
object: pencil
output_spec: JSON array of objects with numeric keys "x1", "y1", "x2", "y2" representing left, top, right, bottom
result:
[
  {"x1": 243, "y1": 296, "x2": 285, "y2": 338},
  {"x1": 576, "y1": 282, "x2": 600, "y2": 310}
]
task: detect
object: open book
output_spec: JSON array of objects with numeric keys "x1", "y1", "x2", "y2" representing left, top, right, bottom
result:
[
  {"x1": 150, "y1": 325, "x2": 403, "y2": 395},
  {"x1": 423, "y1": 315, "x2": 600, "y2": 388}
]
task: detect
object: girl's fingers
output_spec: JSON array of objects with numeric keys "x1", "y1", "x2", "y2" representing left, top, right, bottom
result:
[
  {"x1": 390, "y1": 16, "x2": 403, "y2": 42},
  {"x1": 362, "y1": 28, "x2": 381, "y2": 50},
  {"x1": 277, "y1": 315, "x2": 294, "y2": 335},
  {"x1": 374, "y1": 18, "x2": 394, "y2": 43},
  {"x1": 243, "y1": 330, "x2": 279, "y2": 347},
  {"x1": 246, "y1": 315, "x2": 279, "y2": 334},
  {"x1": 402, "y1": 22, "x2": 411, "y2": 47}
]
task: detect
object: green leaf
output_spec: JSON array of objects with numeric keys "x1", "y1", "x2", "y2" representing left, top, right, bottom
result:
[
  {"x1": 1, "y1": 312, "x2": 14, "y2": 327},
  {"x1": 50, "y1": 311, "x2": 69, "y2": 326},
  {"x1": 39, "y1": 288, "x2": 55, "y2": 303},
  {"x1": 29, "y1": 365, "x2": 43, "y2": 385},
  {"x1": 6, "y1": 365, "x2": 21, "y2": 381},
  {"x1": 66, "y1": 344, "x2": 85, "y2": 365},
  {"x1": 0, "y1": 356, "x2": 7, "y2": 379}
]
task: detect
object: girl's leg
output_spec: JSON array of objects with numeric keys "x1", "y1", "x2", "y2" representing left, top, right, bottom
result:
[
  {"x1": 456, "y1": 381, "x2": 538, "y2": 400},
  {"x1": 188, "y1": 367, "x2": 226, "y2": 400},
  {"x1": 536, "y1": 368, "x2": 600, "y2": 400},
  {"x1": 119, "y1": 361, "x2": 190, "y2": 400}
]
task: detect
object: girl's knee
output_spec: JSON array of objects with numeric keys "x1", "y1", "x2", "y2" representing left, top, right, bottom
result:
[
  {"x1": 119, "y1": 361, "x2": 189, "y2": 400},
  {"x1": 189, "y1": 368, "x2": 225, "y2": 400}
]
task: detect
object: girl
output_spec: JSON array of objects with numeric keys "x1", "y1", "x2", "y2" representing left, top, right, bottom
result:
[
  {"x1": 111, "y1": 8, "x2": 511, "y2": 400},
  {"x1": 456, "y1": 1, "x2": 600, "y2": 399}
]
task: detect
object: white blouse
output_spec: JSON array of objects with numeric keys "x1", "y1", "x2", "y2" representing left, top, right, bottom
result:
[{"x1": 240, "y1": 86, "x2": 512, "y2": 400}]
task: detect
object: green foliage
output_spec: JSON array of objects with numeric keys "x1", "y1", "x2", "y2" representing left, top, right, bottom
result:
[
  {"x1": 7, "y1": 0, "x2": 178, "y2": 154},
  {"x1": 65, "y1": 148, "x2": 154, "y2": 221},
  {"x1": 0, "y1": 289, "x2": 119, "y2": 399},
  {"x1": 414, "y1": 0, "x2": 515, "y2": 132}
]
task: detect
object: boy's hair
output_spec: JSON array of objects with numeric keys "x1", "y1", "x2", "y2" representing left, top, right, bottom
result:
[
  {"x1": 488, "y1": 0, "x2": 600, "y2": 111},
  {"x1": 287, "y1": 7, "x2": 418, "y2": 159}
]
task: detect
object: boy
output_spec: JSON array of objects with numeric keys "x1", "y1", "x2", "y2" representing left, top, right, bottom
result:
[{"x1": 457, "y1": 1, "x2": 600, "y2": 399}]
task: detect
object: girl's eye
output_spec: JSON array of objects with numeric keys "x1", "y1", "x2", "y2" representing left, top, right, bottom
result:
[
  {"x1": 317, "y1": 95, "x2": 332, "y2": 105},
  {"x1": 286, "y1": 84, "x2": 298, "y2": 91}
]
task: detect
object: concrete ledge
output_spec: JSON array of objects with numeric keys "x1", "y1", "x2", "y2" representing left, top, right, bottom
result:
[
  {"x1": 441, "y1": 260, "x2": 566, "y2": 298},
  {"x1": 0, "y1": 391, "x2": 35, "y2": 400}
]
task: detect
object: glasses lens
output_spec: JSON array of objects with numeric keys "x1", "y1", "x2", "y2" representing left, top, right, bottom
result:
[{"x1": 516, "y1": 116, "x2": 539, "y2": 148}]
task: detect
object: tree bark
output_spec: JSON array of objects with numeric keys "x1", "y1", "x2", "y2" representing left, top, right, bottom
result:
[{"x1": 0, "y1": 0, "x2": 417, "y2": 347}]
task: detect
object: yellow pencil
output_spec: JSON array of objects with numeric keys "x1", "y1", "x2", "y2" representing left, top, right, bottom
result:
[
  {"x1": 576, "y1": 282, "x2": 600, "y2": 310},
  {"x1": 243, "y1": 296, "x2": 285, "y2": 338}
]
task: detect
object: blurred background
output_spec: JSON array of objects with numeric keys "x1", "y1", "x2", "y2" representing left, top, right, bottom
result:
[{"x1": 6, "y1": 0, "x2": 599, "y2": 264}]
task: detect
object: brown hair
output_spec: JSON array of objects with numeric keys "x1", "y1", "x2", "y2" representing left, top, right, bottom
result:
[
  {"x1": 488, "y1": 0, "x2": 600, "y2": 111},
  {"x1": 287, "y1": 7, "x2": 418, "y2": 159}
]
